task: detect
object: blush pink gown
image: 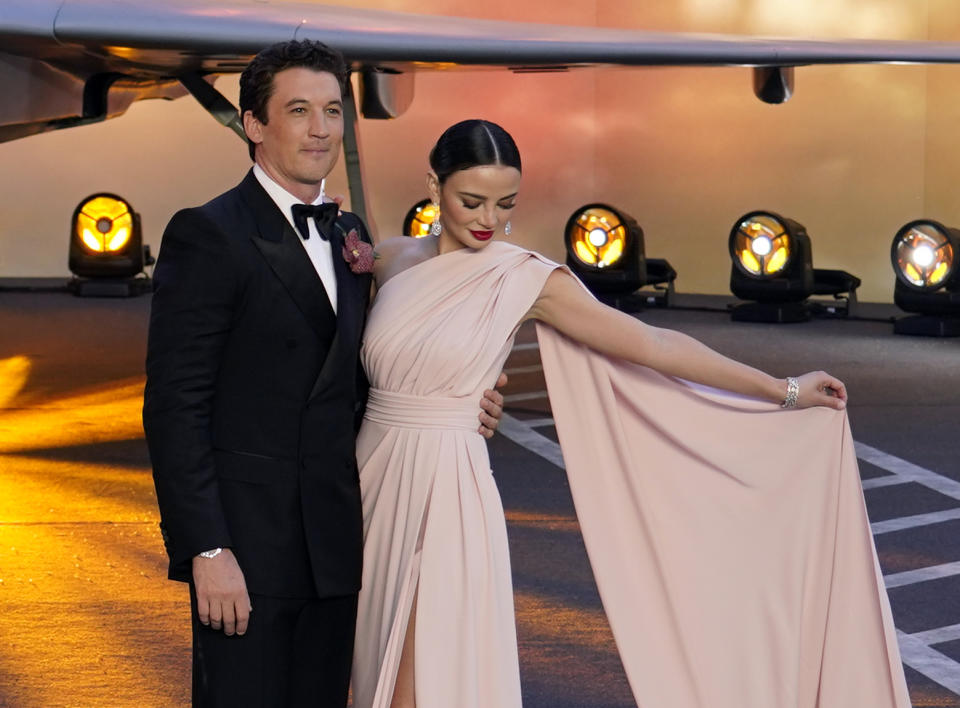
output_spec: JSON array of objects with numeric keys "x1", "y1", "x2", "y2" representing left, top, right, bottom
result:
[{"x1": 351, "y1": 240, "x2": 909, "y2": 708}]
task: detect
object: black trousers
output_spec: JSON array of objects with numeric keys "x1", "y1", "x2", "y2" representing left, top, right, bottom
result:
[{"x1": 190, "y1": 586, "x2": 358, "y2": 708}]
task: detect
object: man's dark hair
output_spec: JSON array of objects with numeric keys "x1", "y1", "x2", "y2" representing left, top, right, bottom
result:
[
  {"x1": 429, "y1": 119, "x2": 522, "y2": 184},
  {"x1": 239, "y1": 40, "x2": 349, "y2": 160}
]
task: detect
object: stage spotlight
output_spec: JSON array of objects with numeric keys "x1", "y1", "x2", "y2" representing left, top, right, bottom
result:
[
  {"x1": 890, "y1": 219, "x2": 960, "y2": 336},
  {"x1": 68, "y1": 193, "x2": 153, "y2": 296},
  {"x1": 728, "y1": 210, "x2": 859, "y2": 322},
  {"x1": 403, "y1": 198, "x2": 438, "y2": 238},
  {"x1": 564, "y1": 203, "x2": 676, "y2": 311}
]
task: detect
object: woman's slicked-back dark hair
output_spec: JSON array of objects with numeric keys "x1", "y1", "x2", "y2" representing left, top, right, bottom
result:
[
  {"x1": 239, "y1": 40, "x2": 348, "y2": 160},
  {"x1": 429, "y1": 120, "x2": 521, "y2": 184}
]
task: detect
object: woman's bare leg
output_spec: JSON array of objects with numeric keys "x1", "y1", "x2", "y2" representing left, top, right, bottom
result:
[{"x1": 390, "y1": 591, "x2": 417, "y2": 708}]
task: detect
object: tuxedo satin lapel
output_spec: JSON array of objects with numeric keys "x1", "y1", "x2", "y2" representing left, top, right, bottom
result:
[
  {"x1": 309, "y1": 231, "x2": 364, "y2": 401},
  {"x1": 239, "y1": 172, "x2": 336, "y2": 343}
]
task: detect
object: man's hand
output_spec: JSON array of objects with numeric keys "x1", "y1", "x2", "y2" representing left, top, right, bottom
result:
[
  {"x1": 478, "y1": 372, "x2": 508, "y2": 439},
  {"x1": 192, "y1": 548, "x2": 251, "y2": 636}
]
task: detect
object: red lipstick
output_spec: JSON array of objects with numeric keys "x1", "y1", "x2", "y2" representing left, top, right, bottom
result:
[{"x1": 470, "y1": 230, "x2": 494, "y2": 241}]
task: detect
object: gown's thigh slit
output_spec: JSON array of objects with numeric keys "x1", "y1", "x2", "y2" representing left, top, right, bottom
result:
[
  {"x1": 370, "y1": 472, "x2": 436, "y2": 708},
  {"x1": 389, "y1": 583, "x2": 418, "y2": 708}
]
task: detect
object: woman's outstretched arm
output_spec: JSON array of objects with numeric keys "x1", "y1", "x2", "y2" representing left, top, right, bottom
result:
[{"x1": 526, "y1": 269, "x2": 846, "y2": 410}]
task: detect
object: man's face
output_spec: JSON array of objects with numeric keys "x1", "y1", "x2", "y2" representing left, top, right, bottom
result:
[{"x1": 243, "y1": 67, "x2": 344, "y2": 202}]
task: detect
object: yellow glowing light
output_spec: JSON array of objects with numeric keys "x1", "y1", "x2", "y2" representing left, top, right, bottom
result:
[
  {"x1": 739, "y1": 250, "x2": 761, "y2": 274},
  {"x1": 604, "y1": 237, "x2": 624, "y2": 265},
  {"x1": 931, "y1": 261, "x2": 949, "y2": 285},
  {"x1": 766, "y1": 246, "x2": 788, "y2": 274},
  {"x1": 894, "y1": 223, "x2": 956, "y2": 289},
  {"x1": 575, "y1": 240, "x2": 596, "y2": 265},
  {"x1": 75, "y1": 196, "x2": 134, "y2": 253},
  {"x1": 569, "y1": 207, "x2": 627, "y2": 268},
  {"x1": 733, "y1": 215, "x2": 791, "y2": 278},
  {"x1": 81, "y1": 229, "x2": 101, "y2": 252},
  {"x1": 107, "y1": 228, "x2": 129, "y2": 251},
  {"x1": 405, "y1": 201, "x2": 439, "y2": 238}
]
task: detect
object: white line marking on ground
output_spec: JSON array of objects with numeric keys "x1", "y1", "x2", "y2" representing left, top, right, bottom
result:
[
  {"x1": 855, "y1": 442, "x2": 960, "y2": 502},
  {"x1": 896, "y1": 631, "x2": 960, "y2": 695},
  {"x1": 871, "y1": 508, "x2": 960, "y2": 535},
  {"x1": 884, "y1": 561, "x2": 960, "y2": 589},
  {"x1": 910, "y1": 623, "x2": 960, "y2": 646},
  {"x1": 499, "y1": 414, "x2": 565, "y2": 469},
  {"x1": 860, "y1": 476, "x2": 911, "y2": 491},
  {"x1": 521, "y1": 418, "x2": 556, "y2": 428}
]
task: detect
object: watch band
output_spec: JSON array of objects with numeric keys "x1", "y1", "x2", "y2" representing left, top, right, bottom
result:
[{"x1": 198, "y1": 547, "x2": 223, "y2": 559}]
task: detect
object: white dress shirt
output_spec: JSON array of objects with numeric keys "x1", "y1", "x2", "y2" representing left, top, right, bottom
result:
[{"x1": 253, "y1": 164, "x2": 338, "y2": 314}]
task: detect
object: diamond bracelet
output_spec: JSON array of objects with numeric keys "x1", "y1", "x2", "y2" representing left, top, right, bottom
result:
[{"x1": 781, "y1": 377, "x2": 800, "y2": 409}]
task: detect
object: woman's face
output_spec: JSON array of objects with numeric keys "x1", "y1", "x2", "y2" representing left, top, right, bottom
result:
[{"x1": 427, "y1": 164, "x2": 521, "y2": 252}]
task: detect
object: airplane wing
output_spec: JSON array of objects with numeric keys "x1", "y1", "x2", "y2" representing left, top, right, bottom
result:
[{"x1": 4, "y1": 0, "x2": 960, "y2": 142}]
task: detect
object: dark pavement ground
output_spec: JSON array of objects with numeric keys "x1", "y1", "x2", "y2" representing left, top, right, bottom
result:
[{"x1": 1, "y1": 289, "x2": 959, "y2": 706}]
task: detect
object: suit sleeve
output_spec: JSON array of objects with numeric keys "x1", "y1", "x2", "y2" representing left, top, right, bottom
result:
[
  {"x1": 339, "y1": 211, "x2": 372, "y2": 432},
  {"x1": 142, "y1": 208, "x2": 239, "y2": 578}
]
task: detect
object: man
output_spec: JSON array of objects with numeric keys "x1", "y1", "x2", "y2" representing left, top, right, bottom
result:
[{"x1": 143, "y1": 40, "x2": 504, "y2": 707}]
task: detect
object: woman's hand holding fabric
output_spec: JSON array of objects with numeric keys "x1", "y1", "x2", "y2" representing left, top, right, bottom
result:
[{"x1": 794, "y1": 371, "x2": 848, "y2": 410}]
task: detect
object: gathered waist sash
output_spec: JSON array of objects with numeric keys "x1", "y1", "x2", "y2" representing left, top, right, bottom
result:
[{"x1": 364, "y1": 388, "x2": 479, "y2": 432}]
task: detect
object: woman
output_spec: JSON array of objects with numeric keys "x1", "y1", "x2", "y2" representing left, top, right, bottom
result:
[{"x1": 351, "y1": 119, "x2": 909, "y2": 708}]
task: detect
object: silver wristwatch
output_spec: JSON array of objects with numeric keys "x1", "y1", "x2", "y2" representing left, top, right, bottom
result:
[{"x1": 198, "y1": 547, "x2": 224, "y2": 559}]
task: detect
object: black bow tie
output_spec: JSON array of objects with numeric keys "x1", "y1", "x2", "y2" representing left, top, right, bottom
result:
[{"x1": 291, "y1": 202, "x2": 339, "y2": 241}]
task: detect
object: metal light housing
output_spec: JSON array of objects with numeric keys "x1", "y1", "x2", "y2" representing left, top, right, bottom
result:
[
  {"x1": 68, "y1": 193, "x2": 152, "y2": 296},
  {"x1": 728, "y1": 210, "x2": 859, "y2": 322},
  {"x1": 565, "y1": 203, "x2": 676, "y2": 310},
  {"x1": 566, "y1": 204, "x2": 633, "y2": 272},
  {"x1": 890, "y1": 219, "x2": 960, "y2": 336},
  {"x1": 403, "y1": 198, "x2": 438, "y2": 238}
]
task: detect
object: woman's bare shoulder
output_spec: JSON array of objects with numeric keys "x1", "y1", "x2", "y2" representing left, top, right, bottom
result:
[
  {"x1": 374, "y1": 236, "x2": 434, "y2": 285},
  {"x1": 374, "y1": 236, "x2": 411, "y2": 257}
]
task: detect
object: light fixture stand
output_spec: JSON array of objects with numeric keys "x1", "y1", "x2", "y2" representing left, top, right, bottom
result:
[
  {"x1": 730, "y1": 301, "x2": 810, "y2": 323},
  {"x1": 67, "y1": 275, "x2": 152, "y2": 298},
  {"x1": 893, "y1": 315, "x2": 960, "y2": 337}
]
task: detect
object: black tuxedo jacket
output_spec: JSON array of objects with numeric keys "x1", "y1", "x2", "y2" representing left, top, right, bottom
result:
[{"x1": 143, "y1": 170, "x2": 371, "y2": 599}]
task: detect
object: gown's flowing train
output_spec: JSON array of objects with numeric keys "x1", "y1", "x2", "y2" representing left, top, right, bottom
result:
[{"x1": 351, "y1": 241, "x2": 910, "y2": 708}]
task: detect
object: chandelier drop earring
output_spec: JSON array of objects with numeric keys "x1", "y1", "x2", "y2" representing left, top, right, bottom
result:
[
  {"x1": 429, "y1": 206, "x2": 442, "y2": 236},
  {"x1": 504, "y1": 220, "x2": 512, "y2": 237}
]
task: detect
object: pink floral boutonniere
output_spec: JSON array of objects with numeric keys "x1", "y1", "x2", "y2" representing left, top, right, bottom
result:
[{"x1": 342, "y1": 228, "x2": 376, "y2": 274}]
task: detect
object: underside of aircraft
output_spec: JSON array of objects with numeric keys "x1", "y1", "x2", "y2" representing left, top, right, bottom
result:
[{"x1": 5, "y1": 0, "x2": 960, "y2": 225}]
